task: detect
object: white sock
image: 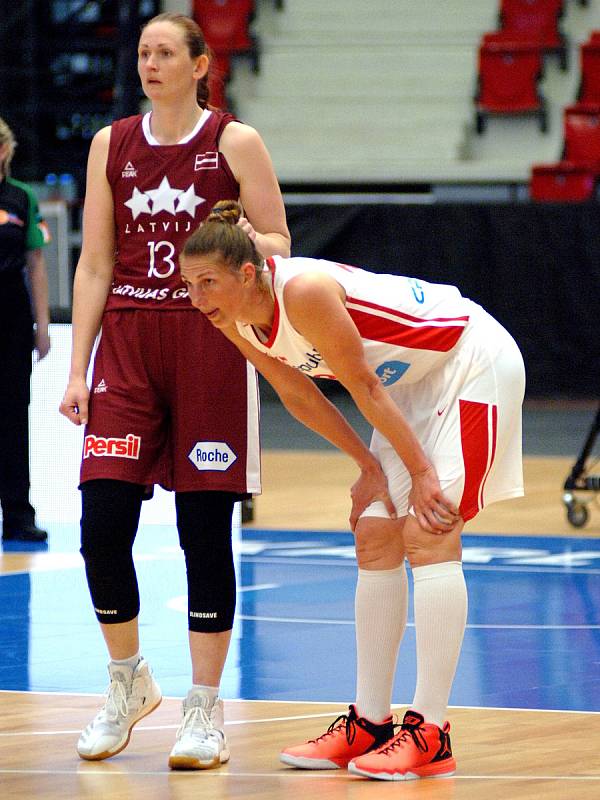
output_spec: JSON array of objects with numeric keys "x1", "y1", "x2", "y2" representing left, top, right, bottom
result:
[
  {"x1": 355, "y1": 564, "x2": 408, "y2": 723},
  {"x1": 411, "y1": 561, "x2": 467, "y2": 727},
  {"x1": 189, "y1": 684, "x2": 219, "y2": 704},
  {"x1": 110, "y1": 652, "x2": 141, "y2": 671}
]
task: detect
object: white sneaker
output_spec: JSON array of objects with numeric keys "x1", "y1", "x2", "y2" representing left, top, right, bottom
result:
[
  {"x1": 168, "y1": 689, "x2": 230, "y2": 770},
  {"x1": 77, "y1": 658, "x2": 162, "y2": 760}
]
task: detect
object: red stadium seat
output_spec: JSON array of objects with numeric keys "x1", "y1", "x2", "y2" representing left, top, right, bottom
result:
[
  {"x1": 475, "y1": 39, "x2": 547, "y2": 133},
  {"x1": 578, "y1": 43, "x2": 600, "y2": 104},
  {"x1": 499, "y1": 0, "x2": 567, "y2": 69},
  {"x1": 563, "y1": 103, "x2": 600, "y2": 167},
  {"x1": 193, "y1": 0, "x2": 260, "y2": 74},
  {"x1": 207, "y1": 52, "x2": 231, "y2": 110},
  {"x1": 530, "y1": 162, "x2": 596, "y2": 201}
]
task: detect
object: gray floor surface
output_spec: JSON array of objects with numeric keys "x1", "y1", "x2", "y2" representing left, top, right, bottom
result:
[{"x1": 258, "y1": 379, "x2": 599, "y2": 460}]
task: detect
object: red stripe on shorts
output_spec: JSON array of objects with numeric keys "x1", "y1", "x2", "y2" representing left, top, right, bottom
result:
[{"x1": 459, "y1": 399, "x2": 498, "y2": 522}]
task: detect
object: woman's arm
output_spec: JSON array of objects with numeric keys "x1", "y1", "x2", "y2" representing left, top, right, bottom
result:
[
  {"x1": 283, "y1": 273, "x2": 459, "y2": 532},
  {"x1": 59, "y1": 126, "x2": 116, "y2": 425},
  {"x1": 25, "y1": 248, "x2": 50, "y2": 360},
  {"x1": 219, "y1": 122, "x2": 290, "y2": 258},
  {"x1": 222, "y1": 325, "x2": 397, "y2": 527}
]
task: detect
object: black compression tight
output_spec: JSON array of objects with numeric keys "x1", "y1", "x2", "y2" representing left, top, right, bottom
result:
[
  {"x1": 175, "y1": 490, "x2": 237, "y2": 633},
  {"x1": 80, "y1": 480, "x2": 144, "y2": 624},
  {"x1": 80, "y1": 479, "x2": 238, "y2": 632}
]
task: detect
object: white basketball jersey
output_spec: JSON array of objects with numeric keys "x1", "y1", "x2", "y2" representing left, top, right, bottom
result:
[{"x1": 235, "y1": 256, "x2": 475, "y2": 387}]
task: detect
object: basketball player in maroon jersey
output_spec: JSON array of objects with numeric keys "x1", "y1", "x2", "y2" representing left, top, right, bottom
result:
[{"x1": 59, "y1": 13, "x2": 289, "y2": 769}]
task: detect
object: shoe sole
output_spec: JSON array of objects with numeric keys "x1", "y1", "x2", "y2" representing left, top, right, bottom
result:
[
  {"x1": 78, "y1": 696, "x2": 162, "y2": 761},
  {"x1": 169, "y1": 748, "x2": 230, "y2": 770},
  {"x1": 279, "y1": 753, "x2": 343, "y2": 770},
  {"x1": 348, "y1": 760, "x2": 456, "y2": 781}
]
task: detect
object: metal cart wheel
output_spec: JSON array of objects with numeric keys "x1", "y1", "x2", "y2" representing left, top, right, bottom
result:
[
  {"x1": 565, "y1": 500, "x2": 589, "y2": 529},
  {"x1": 562, "y1": 403, "x2": 600, "y2": 529}
]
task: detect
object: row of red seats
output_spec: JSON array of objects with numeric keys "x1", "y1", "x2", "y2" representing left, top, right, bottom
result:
[
  {"x1": 531, "y1": 29, "x2": 600, "y2": 201},
  {"x1": 193, "y1": 0, "x2": 260, "y2": 112},
  {"x1": 577, "y1": 31, "x2": 600, "y2": 103},
  {"x1": 474, "y1": 0, "x2": 571, "y2": 133}
]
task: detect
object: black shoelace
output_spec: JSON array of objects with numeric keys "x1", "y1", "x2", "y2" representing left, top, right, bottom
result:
[
  {"x1": 380, "y1": 723, "x2": 428, "y2": 756},
  {"x1": 309, "y1": 714, "x2": 358, "y2": 746}
]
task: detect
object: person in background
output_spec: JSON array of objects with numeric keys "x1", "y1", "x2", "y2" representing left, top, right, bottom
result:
[
  {"x1": 0, "y1": 117, "x2": 51, "y2": 544},
  {"x1": 178, "y1": 200, "x2": 525, "y2": 782},
  {"x1": 59, "y1": 13, "x2": 289, "y2": 770}
]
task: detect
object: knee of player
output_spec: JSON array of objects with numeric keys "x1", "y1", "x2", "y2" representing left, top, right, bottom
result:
[
  {"x1": 404, "y1": 534, "x2": 462, "y2": 569},
  {"x1": 354, "y1": 521, "x2": 403, "y2": 568}
]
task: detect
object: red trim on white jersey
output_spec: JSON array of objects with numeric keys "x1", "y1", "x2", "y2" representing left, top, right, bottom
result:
[
  {"x1": 258, "y1": 258, "x2": 280, "y2": 348},
  {"x1": 458, "y1": 399, "x2": 498, "y2": 521},
  {"x1": 346, "y1": 296, "x2": 469, "y2": 353}
]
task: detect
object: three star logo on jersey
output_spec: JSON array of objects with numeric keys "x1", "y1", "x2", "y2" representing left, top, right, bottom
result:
[
  {"x1": 124, "y1": 176, "x2": 205, "y2": 220},
  {"x1": 121, "y1": 161, "x2": 137, "y2": 178}
]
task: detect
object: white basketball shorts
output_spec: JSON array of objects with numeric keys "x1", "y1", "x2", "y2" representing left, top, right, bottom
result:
[{"x1": 362, "y1": 303, "x2": 525, "y2": 523}]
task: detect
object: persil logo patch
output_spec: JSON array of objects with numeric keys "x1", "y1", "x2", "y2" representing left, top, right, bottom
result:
[
  {"x1": 83, "y1": 434, "x2": 141, "y2": 460},
  {"x1": 188, "y1": 441, "x2": 237, "y2": 472}
]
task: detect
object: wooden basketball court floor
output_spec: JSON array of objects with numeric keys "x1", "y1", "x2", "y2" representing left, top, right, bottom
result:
[{"x1": 1, "y1": 327, "x2": 599, "y2": 799}]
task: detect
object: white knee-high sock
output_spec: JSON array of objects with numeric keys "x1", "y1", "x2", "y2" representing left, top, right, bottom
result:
[
  {"x1": 411, "y1": 561, "x2": 467, "y2": 727},
  {"x1": 355, "y1": 564, "x2": 408, "y2": 723}
]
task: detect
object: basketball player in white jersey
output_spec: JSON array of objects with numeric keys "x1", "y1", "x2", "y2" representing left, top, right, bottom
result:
[{"x1": 179, "y1": 200, "x2": 525, "y2": 782}]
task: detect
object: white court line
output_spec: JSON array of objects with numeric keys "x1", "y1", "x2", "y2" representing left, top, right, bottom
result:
[
  {"x1": 4, "y1": 554, "x2": 600, "y2": 577},
  {"x1": 0, "y1": 711, "x2": 347, "y2": 737},
  {"x1": 1, "y1": 704, "x2": 598, "y2": 739},
  {"x1": 0, "y1": 768, "x2": 597, "y2": 781},
  {"x1": 242, "y1": 556, "x2": 600, "y2": 575},
  {"x1": 237, "y1": 614, "x2": 600, "y2": 631},
  {"x1": 1, "y1": 690, "x2": 598, "y2": 715}
]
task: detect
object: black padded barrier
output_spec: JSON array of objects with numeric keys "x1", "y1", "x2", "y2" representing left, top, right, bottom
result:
[{"x1": 285, "y1": 202, "x2": 600, "y2": 398}]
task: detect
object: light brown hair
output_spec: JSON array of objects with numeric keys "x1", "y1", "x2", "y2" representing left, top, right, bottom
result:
[
  {"x1": 141, "y1": 12, "x2": 210, "y2": 108},
  {"x1": 182, "y1": 200, "x2": 264, "y2": 279}
]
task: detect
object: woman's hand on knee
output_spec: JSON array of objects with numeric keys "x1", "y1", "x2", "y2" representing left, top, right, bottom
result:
[
  {"x1": 408, "y1": 466, "x2": 460, "y2": 534},
  {"x1": 350, "y1": 462, "x2": 397, "y2": 532}
]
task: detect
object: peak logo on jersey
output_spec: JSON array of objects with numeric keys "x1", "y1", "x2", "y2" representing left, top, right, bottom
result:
[
  {"x1": 124, "y1": 176, "x2": 205, "y2": 220},
  {"x1": 376, "y1": 360, "x2": 411, "y2": 386},
  {"x1": 122, "y1": 161, "x2": 137, "y2": 178},
  {"x1": 194, "y1": 151, "x2": 219, "y2": 170},
  {"x1": 83, "y1": 434, "x2": 141, "y2": 460},
  {"x1": 93, "y1": 378, "x2": 108, "y2": 394},
  {"x1": 188, "y1": 441, "x2": 237, "y2": 472}
]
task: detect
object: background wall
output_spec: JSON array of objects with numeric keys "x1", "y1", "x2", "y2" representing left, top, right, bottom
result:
[
  {"x1": 285, "y1": 201, "x2": 600, "y2": 398},
  {"x1": 0, "y1": 1, "x2": 597, "y2": 399}
]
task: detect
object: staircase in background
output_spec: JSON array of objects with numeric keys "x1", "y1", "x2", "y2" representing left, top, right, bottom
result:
[{"x1": 229, "y1": 0, "x2": 600, "y2": 184}]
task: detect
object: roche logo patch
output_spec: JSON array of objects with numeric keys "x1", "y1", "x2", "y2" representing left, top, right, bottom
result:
[{"x1": 188, "y1": 441, "x2": 237, "y2": 471}]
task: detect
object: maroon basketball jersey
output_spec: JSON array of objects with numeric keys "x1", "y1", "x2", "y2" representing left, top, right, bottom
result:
[{"x1": 105, "y1": 110, "x2": 239, "y2": 310}]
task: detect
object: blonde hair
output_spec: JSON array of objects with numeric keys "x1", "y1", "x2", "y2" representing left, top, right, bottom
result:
[
  {"x1": 0, "y1": 117, "x2": 16, "y2": 177},
  {"x1": 182, "y1": 200, "x2": 265, "y2": 280}
]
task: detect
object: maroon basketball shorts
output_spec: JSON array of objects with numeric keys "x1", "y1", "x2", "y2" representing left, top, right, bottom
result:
[{"x1": 80, "y1": 310, "x2": 261, "y2": 494}]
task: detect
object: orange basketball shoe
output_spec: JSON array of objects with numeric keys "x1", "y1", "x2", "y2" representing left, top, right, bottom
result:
[
  {"x1": 280, "y1": 705, "x2": 395, "y2": 769},
  {"x1": 348, "y1": 710, "x2": 456, "y2": 781}
]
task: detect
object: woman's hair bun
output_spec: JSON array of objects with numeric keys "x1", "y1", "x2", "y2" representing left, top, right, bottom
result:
[{"x1": 207, "y1": 200, "x2": 242, "y2": 224}]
